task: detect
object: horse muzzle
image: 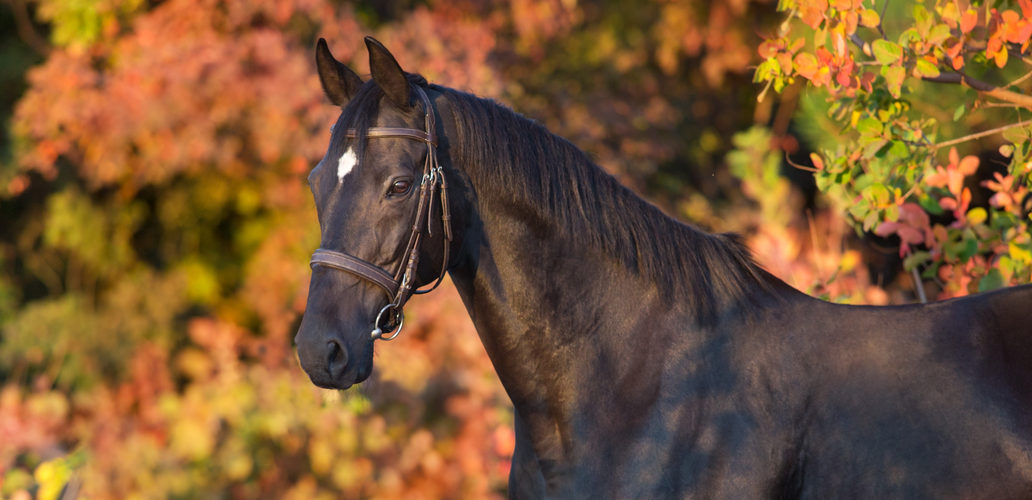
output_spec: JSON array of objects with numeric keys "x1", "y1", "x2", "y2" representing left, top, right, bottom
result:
[{"x1": 294, "y1": 289, "x2": 376, "y2": 389}]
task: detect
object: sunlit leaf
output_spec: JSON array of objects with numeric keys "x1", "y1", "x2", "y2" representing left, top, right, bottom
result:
[{"x1": 872, "y1": 39, "x2": 903, "y2": 64}]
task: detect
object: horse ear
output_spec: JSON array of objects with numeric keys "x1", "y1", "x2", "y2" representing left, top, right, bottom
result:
[
  {"x1": 316, "y1": 38, "x2": 363, "y2": 107},
  {"x1": 365, "y1": 36, "x2": 412, "y2": 109}
]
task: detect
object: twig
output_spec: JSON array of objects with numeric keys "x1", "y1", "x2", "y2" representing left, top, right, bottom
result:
[
  {"x1": 1004, "y1": 67, "x2": 1032, "y2": 89},
  {"x1": 878, "y1": 0, "x2": 890, "y2": 38},
  {"x1": 982, "y1": 101, "x2": 1023, "y2": 108},
  {"x1": 930, "y1": 118, "x2": 1032, "y2": 150},
  {"x1": 784, "y1": 151, "x2": 819, "y2": 172},
  {"x1": 849, "y1": 33, "x2": 872, "y2": 57},
  {"x1": 911, "y1": 266, "x2": 928, "y2": 304}
]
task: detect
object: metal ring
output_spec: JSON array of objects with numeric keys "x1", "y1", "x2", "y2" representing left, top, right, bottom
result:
[{"x1": 370, "y1": 304, "x2": 404, "y2": 341}]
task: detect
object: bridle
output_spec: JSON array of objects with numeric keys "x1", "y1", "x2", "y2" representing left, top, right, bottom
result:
[{"x1": 309, "y1": 86, "x2": 452, "y2": 341}]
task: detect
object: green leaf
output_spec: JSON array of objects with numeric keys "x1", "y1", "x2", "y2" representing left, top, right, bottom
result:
[
  {"x1": 887, "y1": 140, "x2": 909, "y2": 159},
  {"x1": 1010, "y1": 241, "x2": 1032, "y2": 265},
  {"x1": 872, "y1": 39, "x2": 903, "y2": 64},
  {"x1": 754, "y1": 58, "x2": 781, "y2": 82},
  {"x1": 864, "y1": 182, "x2": 890, "y2": 205},
  {"x1": 953, "y1": 104, "x2": 966, "y2": 121},
  {"x1": 978, "y1": 268, "x2": 1005, "y2": 292},
  {"x1": 882, "y1": 65, "x2": 906, "y2": 98},
  {"x1": 862, "y1": 210, "x2": 881, "y2": 231},
  {"x1": 918, "y1": 194, "x2": 945, "y2": 215},
  {"x1": 1002, "y1": 125, "x2": 1030, "y2": 144},
  {"x1": 903, "y1": 251, "x2": 932, "y2": 271},
  {"x1": 959, "y1": 234, "x2": 978, "y2": 260},
  {"x1": 856, "y1": 117, "x2": 884, "y2": 136},
  {"x1": 913, "y1": 4, "x2": 932, "y2": 34},
  {"x1": 927, "y1": 24, "x2": 952, "y2": 45},
  {"x1": 914, "y1": 58, "x2": 941, "y2": 78},
  {"x1": 862, "y1": 138, "x2": 889, "y2": 158}
]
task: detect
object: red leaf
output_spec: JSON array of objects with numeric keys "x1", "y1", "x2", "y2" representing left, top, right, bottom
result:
[
  {"x1": 836, "y1": 69, "x2": 854, "y2": 87},
  {"x1": 874, "y1": 221, "x2": 900, "y2": 237},
  {"x1": 896, "y1": 225, "x2": 926, "y2": 245},
  {"x1": 859, "y1": 71, "x2": 876, "y2": 92}
]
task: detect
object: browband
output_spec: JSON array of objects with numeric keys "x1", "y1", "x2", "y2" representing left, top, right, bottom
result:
[{"x1": 347, "y1": 127, "x2": 436, "y2": 145}]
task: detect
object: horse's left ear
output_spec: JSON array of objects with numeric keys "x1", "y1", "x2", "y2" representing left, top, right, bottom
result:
[{"x1": 365, "y1": 36, "x2": 412, "y2": 109}]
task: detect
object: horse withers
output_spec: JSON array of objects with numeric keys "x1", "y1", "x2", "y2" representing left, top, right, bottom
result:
[{"x1": 294, "y1": 37, "x2": 1032, "y2": 498}]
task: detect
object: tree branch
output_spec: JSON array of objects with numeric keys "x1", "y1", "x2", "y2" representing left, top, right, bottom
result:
[
  {"x1": 2, "y1": 0, "x2": 50, "y2": 56},
  {"x1": 922, "y1": 71, "x2": 1032, "y2": 110},
  {"x1": 930, "y1": 118, "x2": 1032, "y2": 151}
]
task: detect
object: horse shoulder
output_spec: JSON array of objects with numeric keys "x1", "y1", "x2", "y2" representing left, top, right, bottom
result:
[{"x1": 970, "y1": 284, "x2": 1032, "y2": 400}]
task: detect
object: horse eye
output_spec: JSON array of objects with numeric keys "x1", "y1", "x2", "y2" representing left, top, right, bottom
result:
[{"x1": 389, "y1": 179, "x2": 412, "y2": 196}]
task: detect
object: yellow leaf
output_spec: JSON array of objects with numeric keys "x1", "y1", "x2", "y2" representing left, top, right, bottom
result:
[{"x1": 859, "y1": 9, "x2": 880, "y2": 28}]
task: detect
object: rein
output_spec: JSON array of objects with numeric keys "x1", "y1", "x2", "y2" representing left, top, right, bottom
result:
[{"x1": 309, "y1": 86, "x2": 452, "y2": 341}]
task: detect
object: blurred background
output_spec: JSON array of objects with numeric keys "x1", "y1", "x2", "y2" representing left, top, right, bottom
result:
[{"x1": 0, "y1": 0, "x2": 942, "y2": 498}]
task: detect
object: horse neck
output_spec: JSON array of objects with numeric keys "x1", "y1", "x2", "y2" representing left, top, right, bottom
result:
[{"x1": 437, "y1": 89, "x2": 786, "y2": 467}]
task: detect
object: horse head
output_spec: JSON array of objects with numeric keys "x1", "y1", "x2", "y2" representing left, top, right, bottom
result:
[{"x1": 294, "y1": 37, "x2": 460, "y2": 389}]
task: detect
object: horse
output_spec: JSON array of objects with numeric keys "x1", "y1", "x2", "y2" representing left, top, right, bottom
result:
[{"x1": 294, "y1": 37, "x2": 1032, "y2": 498}]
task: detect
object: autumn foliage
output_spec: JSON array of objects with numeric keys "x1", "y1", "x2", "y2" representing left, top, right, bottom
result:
[
  {"x1": 757, "y1": 0, "x2": 1032, "y2": 297},
  {"x1": 2, "y1": 0, "x2": 1028, "y2": 498}
]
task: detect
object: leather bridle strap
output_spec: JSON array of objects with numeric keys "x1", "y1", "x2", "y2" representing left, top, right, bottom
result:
[
  {"x1": 364, "y1": 127, "x2": 435, "y2": 144},
  {"x1": 309, "y1": 86, "x2": 451, "y2": 341},
  {"x1": 310, "y1": 249, "x2": 399, "y2": 298}
]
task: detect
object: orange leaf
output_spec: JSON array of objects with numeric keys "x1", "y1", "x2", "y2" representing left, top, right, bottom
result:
[
  {"x1": 802, "y1": 7, "x2": 825, "y2": 29},
  {"x1": 995, "y1": 46, "x2": 1009, "y2": 67},
  {"x1": 794, "y1": 52, "x2": 819, "y2": 79},
  {"x1": 960, "y1": 9, "x2": 978, "y2": 33},
  {"x1": 758, "y1": 40, "x2": 781, "y2": 59},
  {"x1": 809, "y1": 152, "x2": 825, "y2": 170},
  {"x1": 958, "y1": 155, "x2": 980, "y2": 176},
  {"x1": 945, "y1": 40, "x2": 964, "y2": 59}
]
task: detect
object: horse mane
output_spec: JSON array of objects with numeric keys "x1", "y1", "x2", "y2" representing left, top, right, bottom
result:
[{"x1": 433, "y1": 84, "x2": 780, "y2": 322}]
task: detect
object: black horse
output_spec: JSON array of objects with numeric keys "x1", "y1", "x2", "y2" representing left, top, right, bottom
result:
[{"x1": 294, "y1": 37, "x2": 1032, "y2": 498}]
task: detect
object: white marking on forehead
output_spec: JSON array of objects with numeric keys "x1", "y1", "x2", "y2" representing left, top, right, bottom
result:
[{"x1": 337, "y1": 147, "x2": 357, "y2": 184}]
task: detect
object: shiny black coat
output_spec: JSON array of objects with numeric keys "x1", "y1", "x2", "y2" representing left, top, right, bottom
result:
[{"x1": 295, "y1": 37, "x2": 1032, "y2": 499}]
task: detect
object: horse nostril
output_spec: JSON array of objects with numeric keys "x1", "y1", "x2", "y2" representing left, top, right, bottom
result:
[{"x1": 326, "y1": 339, "x2": 348, "y2": 377}]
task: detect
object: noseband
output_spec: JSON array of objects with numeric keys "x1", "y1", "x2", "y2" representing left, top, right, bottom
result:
[{"x1": 310, "y1": 86, "x2": 452, "y2": 341}]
